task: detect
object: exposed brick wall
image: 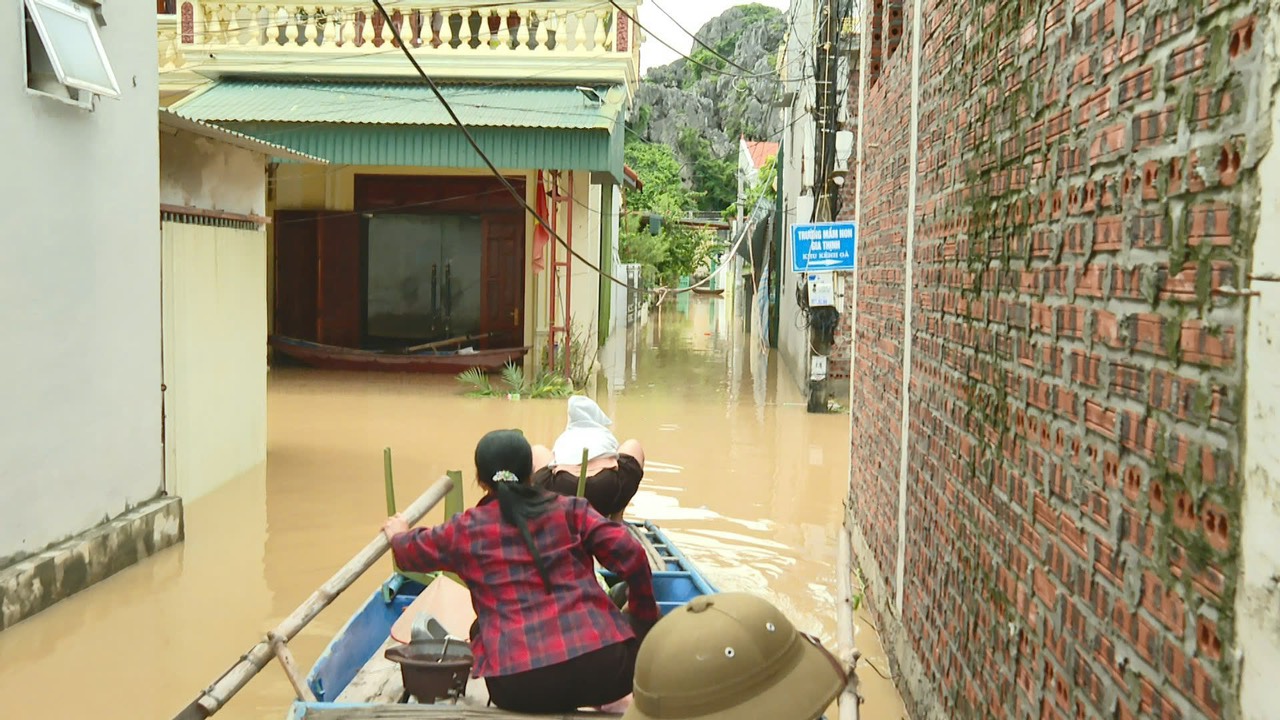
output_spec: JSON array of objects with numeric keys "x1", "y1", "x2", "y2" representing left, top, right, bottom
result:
[
  {"x1": 850, "y1": 0, "x2": 911, "y2": 603},
  {"x1": 848, "y1": 0, "x2": 1264, "y2": 718}
]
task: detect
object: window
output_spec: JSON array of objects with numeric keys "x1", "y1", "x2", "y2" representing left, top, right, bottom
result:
[{"x1": 24, "y1": 0, "x2": 119, "y2": 102}]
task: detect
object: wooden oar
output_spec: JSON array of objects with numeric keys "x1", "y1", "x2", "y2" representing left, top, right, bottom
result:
[
  {"x1": 172, "y1": 475, "x2": 455, "y2": 720},
  {"x1": 402, "y1": 332, "x2": 494, "y2": 353}
]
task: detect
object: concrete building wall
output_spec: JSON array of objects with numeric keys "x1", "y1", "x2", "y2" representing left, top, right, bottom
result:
[
  {"x1": 569, "y1": 176, "x2": 603, "y2": 350},
  {"x1": 160, "y1": 130, "x2": 266, "y2": 217},
  {"x1": 777, "y1": 1, "x2": 816, "y2": 389},
  {"x1": 0, "y1": 0, "x2": 162, "y2": 563},
  {"x1": 847, "y1": 0, "x2": 1274, "y2": 718}
]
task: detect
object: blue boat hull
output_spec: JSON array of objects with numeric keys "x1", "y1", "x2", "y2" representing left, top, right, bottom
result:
[{"x1": 291, "y1": 521, "x2": 717, "y2": 716}]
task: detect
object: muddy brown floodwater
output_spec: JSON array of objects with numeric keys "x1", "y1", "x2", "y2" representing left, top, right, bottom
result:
[{"x1": 0, "y1": 298, "x2": 905, "y2": 720}]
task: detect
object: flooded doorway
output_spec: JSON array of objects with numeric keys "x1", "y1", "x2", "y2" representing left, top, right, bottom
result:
[
  {"x1": 0, "y1": 297, "x2": 905, "y2": 719},
  {"x1": 365, "y1": 213, "x2": 484, "y2": 343}
]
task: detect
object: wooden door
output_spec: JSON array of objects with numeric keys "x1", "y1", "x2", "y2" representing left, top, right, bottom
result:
[
  {"x1": 273, "y1": 210, "x2": 363, "y2": 347},
  {"x1": 316, "y1": 213, "x2": 363, "y2": 347},
  {"x1": 274, "y1": 211, "x2": 319, "y2": 342},
  {"x1": 481, "y1": 216, "x2": 526, "y2": 349}
]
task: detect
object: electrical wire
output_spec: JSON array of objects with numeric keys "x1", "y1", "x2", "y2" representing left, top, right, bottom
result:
[
  {"x1": 634, "y1": 0, "x2": 778, "y2": 77},
  {"x1": 168, "y1": 1, "x2": 796, "y2": 290},
  {"x1": 606, "y1": 0, "x2": 780, "y2": 80},
  {"x1": 369, "y1": 0, "x2": 739, "y2": 296}
]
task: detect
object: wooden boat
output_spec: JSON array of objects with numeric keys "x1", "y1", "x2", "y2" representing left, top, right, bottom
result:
[
  {"x1": 269, "y1": 336, "x2": 530, "y2": 374},
  {"x1": 288, "y1": 521, "x2": 717, "y2": 719},
  {"x1": 691, "y1": 287, "x2": 724, "y2": 296}
]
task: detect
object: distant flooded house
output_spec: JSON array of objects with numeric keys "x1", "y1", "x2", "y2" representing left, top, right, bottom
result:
[{"x1": 157, "y1": 1, "x2": 643, "y2": 373}]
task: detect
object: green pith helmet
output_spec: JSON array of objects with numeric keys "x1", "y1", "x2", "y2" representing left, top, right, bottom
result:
[{"x1": 624, "y1": 593, "x2": 847, "y2": 720}]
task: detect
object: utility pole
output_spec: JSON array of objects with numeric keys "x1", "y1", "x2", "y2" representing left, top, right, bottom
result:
[{"x1": 805, "y1": 0, "x2": 843, "y2": 412}]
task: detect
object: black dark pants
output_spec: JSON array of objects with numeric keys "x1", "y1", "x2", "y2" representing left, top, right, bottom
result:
[{"x1": 476, "y1": 615, "x2": 652, "y2": 713}]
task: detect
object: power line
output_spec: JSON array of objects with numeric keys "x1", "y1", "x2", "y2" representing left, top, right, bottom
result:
[
  {"x1": 632, "y1": 0, "x2": 774, "y2": 77},
  {"x1": 607, "y1": 0, "x2": 780, "y2": 80},
  {"x1": 369, "y1": 0, "x2": 727, "y2": 297}
]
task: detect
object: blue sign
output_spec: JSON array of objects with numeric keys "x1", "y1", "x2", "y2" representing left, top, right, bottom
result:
[{"x1": 790, "y1": 221, "x2": 857, "y2": 273}]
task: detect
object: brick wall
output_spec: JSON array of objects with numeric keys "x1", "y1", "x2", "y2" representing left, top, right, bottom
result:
[{"x1": 848, "y1": 0, "x2": 1266, "y2": 718}]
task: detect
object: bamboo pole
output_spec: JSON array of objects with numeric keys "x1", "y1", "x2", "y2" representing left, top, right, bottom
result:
[
  {"x1": 172, "y1": 475, "x2": 456, "y2": 720},
  {"x1": 383, "y1": 449, "x2": 397, "y2": 515},
  {"x1": 836, "y1": 506, "x2": 862, "y2": 720},
  {"x1": 267, "y1": 631, "x2": 315, "y2": 702},
  {"x1": 381, "y1": 449, "x2": 435, "y2": 600},
  {"x1": 576, "y1": 447, "x2": 589, "y2": 498}
]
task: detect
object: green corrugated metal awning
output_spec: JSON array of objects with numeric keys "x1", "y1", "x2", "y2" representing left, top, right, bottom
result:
[{"x1": 172, "y1": 80, "x2": 625, "y2": 181}]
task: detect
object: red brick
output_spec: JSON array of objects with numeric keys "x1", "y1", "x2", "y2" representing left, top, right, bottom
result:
[
  {"x1": 1141, "y1": 571, "x2": 1187, "y2": 636},
  {"x1": 1196, "y1": 615, "x2": 1223, "y2": 661},
  {"x1": 1180, "y1": 321, "x2": 1235, "y2": 367},
  {"x1": 1084, "y1": 400, "x2": 1117, "y2": 438},
  {"x1": 1094, "y1": 215, "x2": 1123, "y2": 251},
  {"x1": 1187, "y1": 203, "x2": 1234, "y2": 247}
]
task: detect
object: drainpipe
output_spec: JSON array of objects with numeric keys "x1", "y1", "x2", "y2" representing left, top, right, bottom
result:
[{"x1": 894, "y1": 0, "x2": 925, "y2": 616}]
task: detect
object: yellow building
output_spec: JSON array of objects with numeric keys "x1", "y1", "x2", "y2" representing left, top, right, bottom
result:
[{"x1": 158, "y1": 1, "x2": 642, "y2": 374}]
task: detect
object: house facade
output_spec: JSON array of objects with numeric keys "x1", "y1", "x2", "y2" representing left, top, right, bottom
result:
[{"x1": 158, "y1": 1, "x2": 642, "y2": 376}]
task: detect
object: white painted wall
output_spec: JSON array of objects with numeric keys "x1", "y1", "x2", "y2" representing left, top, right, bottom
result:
[
  {"x1": 568, "y1": 174, "x2": 602, "y2": 348},
  {"x1": 0, "y1": 1, "x2": 161, "y2": 562},
  {"x1": 609, "y1": 185, "x2": 627, "y2": 340},
  {"x1": 776, "y1": 0, "x2": 818, "y2": 392},
  {"x1": 162, "y1": 223, "x2": 268, "y2": 503},
  {"x1": 1237, "y1": 46, "x2": 1280, "y2": 716},
  {"x1": 160, "y1": 129, "x2": 266, "y2": 216},
  {"x1": 159, "y1": 130, "x2": 269, "y2": 503}
]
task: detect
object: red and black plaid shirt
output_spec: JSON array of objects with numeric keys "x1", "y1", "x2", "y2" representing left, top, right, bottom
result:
[{"x1": 390, "y1": 494, "x2": 658, "y2": 678}]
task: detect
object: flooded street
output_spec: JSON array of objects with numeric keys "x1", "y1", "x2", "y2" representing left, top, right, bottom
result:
[{"x1": 0, "y1": 298, "x2": 904, "y2": 719}]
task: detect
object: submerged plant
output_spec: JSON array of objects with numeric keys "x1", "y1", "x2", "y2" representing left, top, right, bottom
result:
[
  {"x1": 530, "y1": 369, "x2": 574, "y2": 398},
  {"x1": 456, "y1": 367, "x2": 497, "y2": 398},
  {"x1": 455, "y1": 364, "x2": 576, "y2": 399},
  {"x1": 500, "y1": 363, "x2": 529, "y2": 396},
  {"x1": 540, "y1": 317, "x2": 598, "y2": 390}
]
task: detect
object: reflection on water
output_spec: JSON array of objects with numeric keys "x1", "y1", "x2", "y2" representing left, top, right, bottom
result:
[{"x1": 0, "y1": 296, "x2": 905, "y2": 720}]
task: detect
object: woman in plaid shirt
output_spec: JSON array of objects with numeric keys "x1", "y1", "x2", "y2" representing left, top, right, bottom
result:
[{"x1": 382, "y1": 429, "x2": 659, "y2": 713}]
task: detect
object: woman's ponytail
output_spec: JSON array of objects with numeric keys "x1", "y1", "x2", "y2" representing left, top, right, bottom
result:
[{"x1": 476, "y1": 431, "x2": 556, "y2": 594}]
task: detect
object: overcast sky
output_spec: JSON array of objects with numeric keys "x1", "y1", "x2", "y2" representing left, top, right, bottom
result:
[{"x1": 637, "y1": 0, "x2": 791, "y2": 72}]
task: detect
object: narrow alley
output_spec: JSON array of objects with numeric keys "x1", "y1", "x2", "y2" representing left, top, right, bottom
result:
[{"x1": 0, "y1": 299, "x2": 904, "y2": 719}]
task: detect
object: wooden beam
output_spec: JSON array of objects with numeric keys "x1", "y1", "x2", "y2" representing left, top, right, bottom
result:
[
  {"x1": 626, "y1": 524, "x2": 665, "y2": 573},
  {"x1": 268, "y1": 632, "x2": 316, "y2": 703}
]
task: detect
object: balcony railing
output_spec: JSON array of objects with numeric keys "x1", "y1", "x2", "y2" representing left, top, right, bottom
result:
[{"x1": 161, "y1": 1, "x2": 641, "y2": 88}]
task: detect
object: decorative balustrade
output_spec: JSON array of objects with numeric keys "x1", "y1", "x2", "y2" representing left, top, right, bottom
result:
[
  {"x1": 172, "y1": 1, "x2": 638, "y2": 58},
  {"x1": 158, "y1": 14, "x2": 188, "y2": 72}
]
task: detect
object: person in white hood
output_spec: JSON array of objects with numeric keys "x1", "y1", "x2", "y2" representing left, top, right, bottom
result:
[{"x1": 532, "y1": 396, "x2": 646, "y2": 520}]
